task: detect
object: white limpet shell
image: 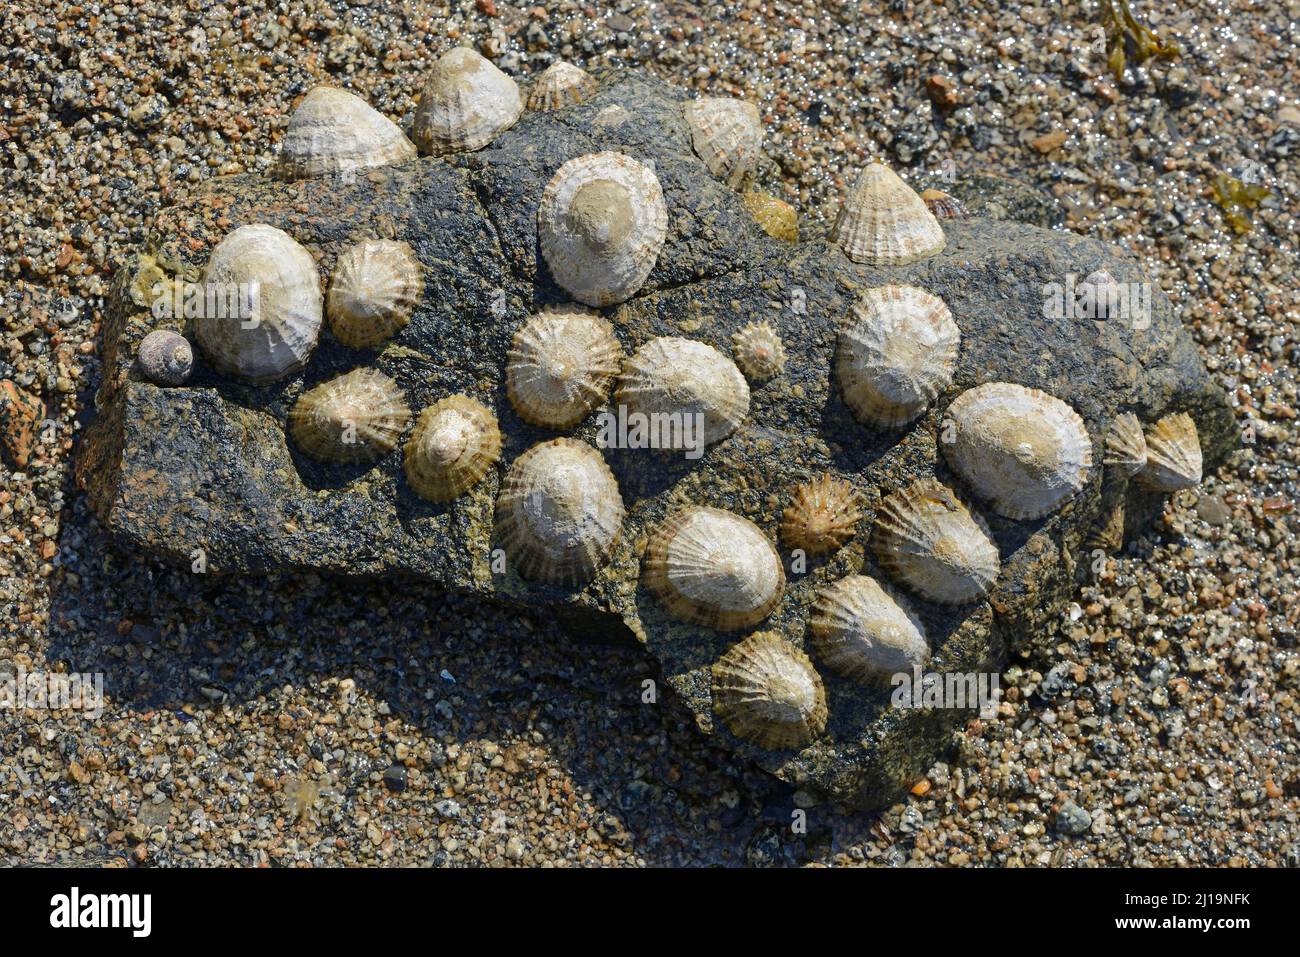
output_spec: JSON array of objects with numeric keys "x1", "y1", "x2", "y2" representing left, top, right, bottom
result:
[
  {"x1": 197, "y1": 224, "x2": 323, "y2": 385},
  {"x1": 538, "y1": 151, "x2": 668, "y2": 307},
  {"x1": 327, "y1": 239, "x2": 423, "y2": 349},
  {"x1": 643, "y1": 506, "x2": 785, "y2": 631},
  {"x1": 809, "y1": 575, "x2": 929, "y2": 684},
  {"x1": 1138, "y1": 412, "x2": 1203, "y2": 491},
  {"x1": 731, "y1": 321, "x2": 786, "y2": 383},
  {"x1": 832, "y1": 162, "x2": 945, "y2": 266},
  {"x1": 404, "y1": 395, "x2": 502, "y2": 502},
  {"x1": 527, "y1": 61, "x2": 597, "y2": 112},
  {"x1": 836, "y1": 284, "x2": 960, "y2": 427},
  {"x1": 711, "y1": 631, "x2": 827, "y2": 750},
  {"x1": 616, "y1": 337, "x2": 750, "y2": 448},
  {"x1": 288, "y1": 368, "x2": 411, "y2": 464},
  {"x1": 494, "y1": 438, "x2": 625, "y2": 587},
  {"x1": 507, "y1": 308, "x2": 623, "y2": 429},
  {"x1": 942, "y1": 382, "x2": 1093, "y2": 520},
  {"x1": 274, "y1": 86, "x2": 417, "y2": 180},
  {"x1": 412, "y1": 47, "x2": 523, "y2": 155},
  {"x1": 1077, "y1": 268, "x2": 1124, "y2": 320},
  {"x1": 1103, "y1": 411, "x2": 1148, "y2": 476},
  {"x1": 872, "y1": 478, "x2": 1000, "y2": 606},
  {"x1": 685, "y1": 96, "x2": 763, "y2": 190}
]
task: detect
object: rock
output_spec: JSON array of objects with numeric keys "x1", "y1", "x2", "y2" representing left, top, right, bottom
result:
[
  {"x1": 1195, "y1": 491, "x2": 1232, "y2": 525},
  {"x1": 1030, "y1": 129, "x2": 1068, "y2": 154},
  {"x1": 79, "y1": 70, "x2": 1235, "y2": 810},
  {"x1": 1056, "y1": 800, "x2": 1093, "y2": 836},
  {"x1": 382, "y1": 764, "x2": 408, "y2": 792},
  {"x1": 0, "y1": 380, "x2": 45, "y2": 468}
]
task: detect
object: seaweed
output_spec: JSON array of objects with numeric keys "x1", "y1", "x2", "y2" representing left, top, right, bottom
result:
[
  {"x1": 1099, "y1": 0, "x2": 1181, "y2": 83},
  {"x1": 1210, "y1": 173, "x2": 1271, "y2": 235}
]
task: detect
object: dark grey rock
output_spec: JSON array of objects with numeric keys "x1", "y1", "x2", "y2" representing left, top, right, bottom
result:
[{"x1": 1056, "y1": 800, "x2": 1093, "y2": 836}]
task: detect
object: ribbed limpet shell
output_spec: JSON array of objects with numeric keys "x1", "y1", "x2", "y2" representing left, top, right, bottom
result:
[
  {"x1": 412, "y1": 47, "x2": 523, "y2": 155},
  {"x1": 711, "y1": 631, "x2": 827, "y2": 750},
  {"x1": 274, "y1": 86, "x2": 416, "y2": 180},
  {"x1": 1138, "y1": 412, "x2": 1202, "y2": 491},
  {"x1": 832, "y1": 162, "x2": 945, "y2": 266},
  {"x1": 327, "y1": 239, "x2": 423, "y2": 349},
  {"x1": 137, "y1": 330, "x2": 193, "y2": 386},
  {"x1": 289, "y1": 368, "x2": 411, "y2": 464},
  {"x1": 731, "y1": 321, "x2": 786, "y2": 383},
  {"x1": 942, "y1": 382, "x2": 1093, "y2": 520},
  {"x1": 616, "y1": 337, "x2": 750, "y2": 448},
  {"x1": 643, "y1": 506, "x2": 784, "y2": 631},
  {"x1": 527, "y1": 61, "x2": 597, "y2": 112},
  {"x1": 538, "y1": 151, "x2": 668, "y2": 307},
  {"x1": 685, "y1": 96, "x2": 762, "y2": 190},
  {"x1": 1103, "y1": 411, "x2": 1147, "y2": 476},
  {"x1": 507, "y1": 308, "x2": 622, "y2": 429},
  {"x1": 197, "y1": 224, "x2": 323, "y2": 385},
  {"x1": 836, "y1": 284, "x2": 960, "y2": 427},
  {"x1": 404, "y1": 395, "x2": 501, "y2": 502},
  {"x1": 809, "y1": 575, "x2": 929, "y2": 683},
  {"x1": 920, "y1": 188, "x2": 968, "y2": 221},
  {"x1": 872, "y1": 478, "x2": 1000, "y2": 606},
  {"x1": 742, "y1": 190, "x2": 798, "y2": 241},
  {"x1": 494, "y1": 438, "x2": 625, "y2": 586},
  {"x1": 780, "y1": 473, "x2": 863, "y2": 557}
]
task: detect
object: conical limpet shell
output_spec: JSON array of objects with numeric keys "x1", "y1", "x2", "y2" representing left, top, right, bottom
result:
[
  {"x1": 494, "y1": 438, "x2": 625, "y2": 586},
  {"x1": 809, "y1": 575, "x2": 929, "y2": 683},
  {"x1": 616, "y1": 337, "x2": 750, "y2": 448},
  {"x1": 731, "y1": 321, "x2": 786, "y2": 383},
  {"x1": 942, "y1": 382, "x2": 1093, "y2": 520},
  {"x1": 538, "y1": 151, "x2": 668, "y2": 307},
  {"x1": 137, "y1": 330, "x2": 193, "y2": 386},
  {"x1": 685, "y1": 96, "x2": 762, "y2": 190},
  {"x1": 404, "y1": 395, "x2": 502, "y2": 502},
  {"x1": 872, "y1": 478, "x2": 1000, "y2": 605},
  {"x1": 920, "y1": 188, "x2": 968, "y2": 221},
  {"x1": 1103, "y1": 411, "x2": 1147, "y2": 477},
  {"x1": 527, "y1": 60, "x2": 597, "y2": 111},
  {"x1": 1077, "y1": 268, "x2": 1123, "y2": 320},
  {"x1": 274, "y1": 86, "x2": 416, "y2": 180},
  {"x1": 507, "y1": 308, "x2": 622, "y2": 429},
  {"x1": 197, "y1": 224, "x2": 323, "y2": 385},
  {"x1": 836, "y1": 284, "x2": 959, "y2": 427},
  {"x1": 327, "y1": 239, "x2": 423, "y2": 349},
  {"x1": 832, "y1": 162, "x2": 945, "y2": 266},
  {"x1": 1138, "y1": 412, "x2": 1202, "y2": 491},
  {"x1": 711, "y1": 631, "x2": 827, "y2": 750},
  {"x1": 412, "y1": 47, "x2": 523, "y2": 155},
  {"x1": 644, "y1": 506, "x2": 784, "y2": 631},
  {"x1": 742, "y1": 190, "x2": 798, "y2": 241},
  {"x1": 289, "y1": 368, "x2": 411, "y2": 464},
  {"x1": 780, "y1": 473, "x2": 862, "y2": 557}
]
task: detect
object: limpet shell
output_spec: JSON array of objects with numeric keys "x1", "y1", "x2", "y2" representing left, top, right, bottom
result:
[
  {"x1": 404, "y1": 395, "x2": 502, "y2": 502},
  {"x1": 836, "y1": 284, "x2": 959, "y2": 427},
  {"x1": 538, "y1": 151, "x2": 668, "y2": 307},
  {"x1": 494, "y1": 438, "x2": 625, "y2": 586},
  {"x1": 742, "y1": 190, "x2": 798, "y2": 241},
  {"x1": 920, "y1": 188, "x2": 968, "y2": 221},
  {"x1": 832, "y1": 162, "x2": 945, "y2": 266},
  {"x1": 137, "y1": 330, "x2": 194, "y2": 386},
  {"x1": 507, "y1": 308, "x2": 623, "y2": 429},
  {"x1": 780, "y1": 473, "x2": 863, "y2": 557},
  {"x1": 412, "y1": 47, "x2": 523, "y2": 155},
  {"x1": 809, "y1": 575, "x2": 929, "y2": 683},
  {"x1": 711, "y1": 631, "x2": 827, "y2": 751},
  {"x1": 643, "y1": 506, "x2": 784, "y2": 631},
  {"x1": 942, "y1": 382, "x2": 1093, "y2": 520},
  {"x1": 527, "y1": 61, "x2": 597, "y2": 111},
  {"x1": 616, "y1": 337, "x2": 750, "y2": 448},
  {"x1": 197, "y1": 224, "x2": 323, "y2": 385},
  {"x1": 1138, "y1": 412, "x2": 1202, "y2": 491},
  {"x1": 731, "y1": 321, "x2": 786, "y2": 383},
  {"x1": 872, "y1": 478, "x2": 1000, "y2": 606},
  {"x1": 1103, "y1": 411, "x2": 1147, "y2": 477},
  {"x1": 289, "y1": 368, "x2": 411, "y2": 464},
  {"x1": 274, "y1": 86, "x2": 416, "y2": 180},
  {"x1": 1077, "y1": 268, "x2": 1123, "y2": 320},
  {"x1": 327, "y1": 239, "x2": 423, "y2": 349},
  {"x1": 685, "y1": 96, "x2": 762, "y2": 190}
]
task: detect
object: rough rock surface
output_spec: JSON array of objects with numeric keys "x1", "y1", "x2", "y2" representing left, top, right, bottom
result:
[{"x1": 79, "y1": 71, "x2": 1235, "y2": 808}]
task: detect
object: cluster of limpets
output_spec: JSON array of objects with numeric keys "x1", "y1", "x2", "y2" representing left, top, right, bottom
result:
[{"x1": 131, "y1": 48, "x2": 1207, "y2": 756}]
